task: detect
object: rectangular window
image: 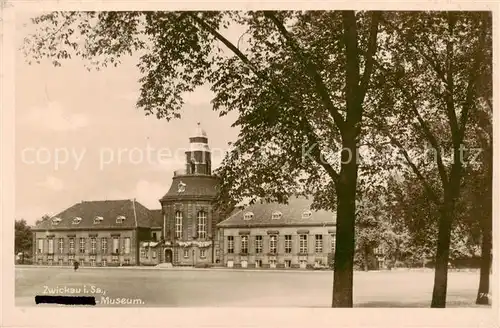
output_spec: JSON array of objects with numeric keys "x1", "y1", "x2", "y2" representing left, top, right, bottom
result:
[
  {"x1": 183, "y1": 249, "x2": 189, "y2": 258},
  {"x1": 68, "y1": 254, "x2": 74, "y2": 261},
  {"x1": 124, "y1": 259, "x2": 130, "y2": 265},
  {"x1": 175, "y1": 211, "x2": 183, "y2": 239},
  {"x1": 58, "y1": 238, "x2": 64, "y2": 254},
  {"x1": 200, "y1": 249, "x2": 206, "y2": 258},
  {"x1": 269, "y1": 235, "x2": 277, "y2": 254},
  {"x1": 91, "y1": 237, "x2": 97, "y2": 253},
  {"x1": 112, "y1": 255, "x2": 119, "y2": 263},
  {"x1": 48, "y1": 239, "x2": 54, "y2": 253},
  {"x1": 90, "y1": 255, "x2": 96, "y2": 266},
  {"x1": 255, "y1": 259, "x2": 262, "y2": 268},
  {"x1": 285, "y1": 260, "x2": 291, "y2": 268},
  {"x1": 240, "y1": 235, "x2": 248, "y2": 254},
  {"x1": 152, "y1": 232, "x2": 157, "y2": 241},
  {"x1": 152, "y1": 251, "x2": 157, "y2": 259},
  {"x1": 112, "y1": 237, "x2": 119, "y2": 253},
  {"x1": 69, "y1": 238, "x2": 75, "y2": 253},
  {"x1": 197, "y1": 211, "x2": 207, "y2": 239},
  {"x1": 124, "y1": 237, "x2": 131, "y2": 254},
  {"x1": 37, "y1": 239, "x2": 43, "y2": 253},
  {"x1": 284, "y1": 235, "x2": 292, "y2": 253},
  {"x1": 227, "y1": 236, "x2": 234, "y2": 254},
  {"x1": 102, "y1": 259, "x2": 107, "y2": 267},
  {"x1": 315, "y1": 235, "x2": 323, "y2": 253},
  {"x1": 269, "y1": 259, "x2": 277, "y2": 268},
  {"x1": 140, "y1": 248, "x2": 146, "y2": 258},
  {"x1": 255, "y1": 235, "x2": 263, "y2": 254},
  {"x1": 79, "y1": 238, "x2": 85, "y2": 253},
  {"x1": 101, "y1": 238, "x2": 108, "y2": 253},
  {"x1": 299, "y1": 235, "x2": 308, "y2": 254},
  {"x1": 331, "y1": 234, "x2": 336, "y2": 253}
]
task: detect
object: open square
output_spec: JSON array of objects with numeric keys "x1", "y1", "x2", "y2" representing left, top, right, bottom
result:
[{"x1": 15, "y1": 267, "x2": 490, "y2": 307}]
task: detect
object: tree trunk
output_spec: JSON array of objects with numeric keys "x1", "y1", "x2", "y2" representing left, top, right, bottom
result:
[
  {"x1": 431, "y1": 162, "x2": 461, "y2": 307},
  {"x1": 476, "y1": 219, "x2": 492, "y2": 305},
  {"x1": 332, "y1": 138, "x2": 358, "y2": 308}
]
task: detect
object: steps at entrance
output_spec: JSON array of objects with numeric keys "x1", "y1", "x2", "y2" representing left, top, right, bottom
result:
[{"x1": 157, "y1": 263, "x2": 173, "y2": 268}]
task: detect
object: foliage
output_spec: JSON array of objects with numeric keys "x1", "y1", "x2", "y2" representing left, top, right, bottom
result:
[{"x1": 15, "y1": 219, "x2": 33, "y2": 255}]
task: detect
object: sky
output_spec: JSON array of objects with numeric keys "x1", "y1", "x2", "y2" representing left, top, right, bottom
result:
[{"x1": 14, "y1": 12, "x2": 241, "y2": 225}]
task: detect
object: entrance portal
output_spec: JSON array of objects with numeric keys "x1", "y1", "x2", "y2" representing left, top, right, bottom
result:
[{"x1": 164, "y1": 249, "x2": 173, "y2": 263}]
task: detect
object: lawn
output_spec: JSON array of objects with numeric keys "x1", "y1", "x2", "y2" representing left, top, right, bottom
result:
[{"x1": 15, "y1": 266, "x2": 491, "y2": 307}]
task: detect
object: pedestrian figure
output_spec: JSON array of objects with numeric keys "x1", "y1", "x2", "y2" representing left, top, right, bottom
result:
[{"x1": 73, "y1": 260, "x2": 79, "y2": 271}]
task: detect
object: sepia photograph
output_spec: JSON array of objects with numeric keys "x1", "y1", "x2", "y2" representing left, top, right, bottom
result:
[{"x1": 2, "y1": 2, "x2": 498, "y2": 327}]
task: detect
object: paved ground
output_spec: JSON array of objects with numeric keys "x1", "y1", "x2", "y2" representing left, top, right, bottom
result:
[{"x1": 15, "y1": 266, "x2": 491, "y2": 307}]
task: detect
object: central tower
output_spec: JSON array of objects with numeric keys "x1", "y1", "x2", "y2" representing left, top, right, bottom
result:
[
  {"x1": 185, "y1": 122, "x2": 212, "y2": 175},
  {"x1": 159, "y1": 123, "x2": 220, "y2": 266}
]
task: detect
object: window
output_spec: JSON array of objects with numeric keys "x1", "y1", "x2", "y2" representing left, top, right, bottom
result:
[
  {"x1": 152, "y1": 251, "x2": 157, "y2": 259},
  {"x1": 152, "y1": 232, "x2": 157, "y2": 241},
  {"x1": 200, "y1": 249, "x2": 206, "y2": 258},
  {"x1": 79, "y1": 238, "x2": 86, "y2": 253},
  {"x1": 241, "y1": 235, "x2": 248, "y2": 254},
  {"x1": 69, "y1": 238, "x2": 75, "y2": 253},
  {"x1": 124, "y1": 259, "x2": 130, "y2": 265},
  {"x1": 255, "y1": 235, "x2": 263, "y2": 254},
  {"x1": 58, "y1": 258, "x2": 64, "y2": 266},
  {"x1": 227, "y1": 236, "x2": 234, "y2": 254},
  {"x1": 91, "y1": 237, "x2": 97, "y2": 253},
  {"x1": 102, "y1": 259, "x2": 107, "y2": 267},
  {"x1": 112, "y1": 237, "x2": 119, "y2": 253},
  {"x1": 197, "y1": 211, "x2": 207, "y2": 239},
  {"x1": 285, "y1": 235, "x2": 292, "y2": 253},
  {"x1": 255, "y1": 259, "x2": 262, "y2": 268},
  {"x1": 269, "y1": 259, "x2": 277, "y2": 268},
  {"x1": 101, "y1": 238, "x2": 108, "y2": 253},
  {"x1": 58, "y1": 238, "x2": 64, "y2": 253},
  {"x1": 183, "y1": 249, "x2": 189, "y2": 258},
  {"x1": 271, "y1": 211, "x2": 282, "y2": 220},
  {"x1": 302, "y1": 210, "x2": 312, "y2": 219},
  {"x1": 116, "y1": 215, "x2": 126, "y2": 224},
  {"x1": 285, "y1": 260, "x2": 291, "y2": 268},
  {"x1": 112, "y1": 255, "x2": 119, "y2": 263},
  {"x1": 48, "y1": 239, "x2": 54, "y2": 253},
  {"x1": 331, "y1": 234, "x2": 336, "y2": 253},
  {"x1": 90, "y1": 255, "x2": 96, "y2": 266},
  {"x1": 315, "y1": 235, "x2": 323, "y2": 253},
  {"x1": 37, "y1": 239, "x2": 43, "y2": 253},
  {"x1": 243, "y1": 212, "x2": 254, "y2": 220},
  {"x1": 94, "y1": 216, "x2": 103, "y2": 224},
  {"x1": 52, "y1": 217, "x2": 61, "y2": 225},
  {"x1": 175, "y1": 211, "x2": 183, "y2": 239},
  {"x1": 72, "y1": 217, "x2": 82, "y2": 225},
  {"x1": 299, "y1": 235, "x2": 308, "y2": 254},
  {"x1": 124, "y1": 237, "x2": 131, "y2": 254},
  {"x1": 140, "y1": 248, "x2": 147, "y2": 258},
  {"x1": 68, "y1": 254, "x2": 74, "y2": 261},
  {"x1": 375, "y1": 245, "x2": 385, "y2": 255},
  {"x1": 269, "y1": 235, "x2": 277, "y2": 254}
]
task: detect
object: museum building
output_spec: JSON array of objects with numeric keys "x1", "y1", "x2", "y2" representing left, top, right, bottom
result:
[{"x1": 31, "y1": 123, "x2": 339, "y2": 269}]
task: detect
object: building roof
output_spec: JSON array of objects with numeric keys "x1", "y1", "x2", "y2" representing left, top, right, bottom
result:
[
  {"x1": 150, "y1": 209, "x2": 164, "y2": 228},
  {"x1": 217, "y1": 196, "x2": 336, "y2": 228},
  {"x1": 32, "y1": 199, "x2": 154, "y2": 231},
  {"x1": 160, "y1": 175, "x2": 219, "y2": 201}
]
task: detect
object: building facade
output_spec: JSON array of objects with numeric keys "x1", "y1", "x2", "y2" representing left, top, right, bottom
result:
[
  {"x1": 216, "y1": 197, "x2": 336, "y2": 269},
  {"x1": 159, "y1": 123, "x2": 221, "y2": 266},
  {"x1": 31, "y1": 199, "x2": 156, "y2": 266}
]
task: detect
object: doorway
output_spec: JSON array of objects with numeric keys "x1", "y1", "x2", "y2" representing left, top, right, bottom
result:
[{"x1": 164, "y1": 249, "x2": 173, "y2": 263}]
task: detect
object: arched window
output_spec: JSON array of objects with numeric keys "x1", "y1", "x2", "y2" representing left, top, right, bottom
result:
[
  {"x1": 175, "y1": 211, "x2": 183, "y2": 239},
  {"x1": 197, "y1": 211, "x2": 207, "y2": 239}
]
